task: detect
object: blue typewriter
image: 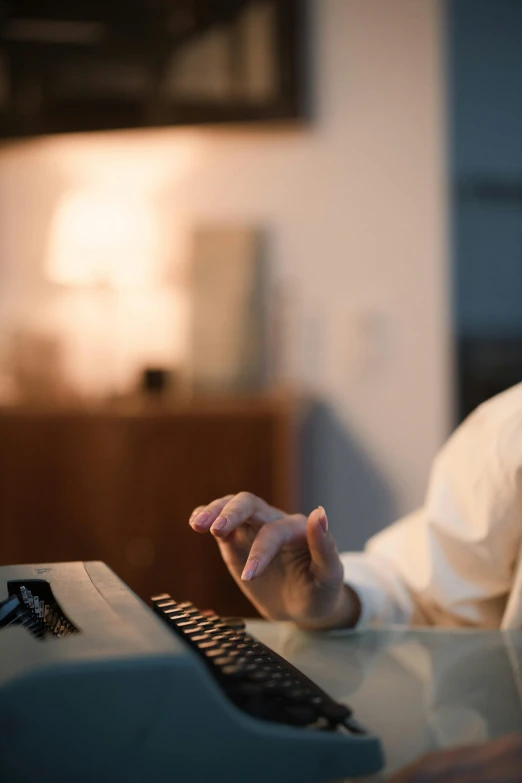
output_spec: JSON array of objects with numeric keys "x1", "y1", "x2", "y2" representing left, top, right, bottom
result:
[{"x1": 0, "y1": 561, "x2": 384, "y2": 783}]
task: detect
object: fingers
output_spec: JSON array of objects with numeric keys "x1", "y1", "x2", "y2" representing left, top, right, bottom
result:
[
  {"x1": 212, "y1": 492, "x2": 283, "y2": 536},
  {"x1": 189, "y1": 506, "x2": 206, "y2": 523},
  {"x1": 189, "y1": 496, "x2": 234, "y2": 532},
  {"x1": 306, "y1": 507, "x2": 344, "y2": 589},
  {"x1": 235, "y1": 506, "x2": 342, "y2": 586},
  {"x1": 190, "y1": 491, "x2": 283, "y2": 536},
  {"x1": 240, "y1": 514, "x2": 308, "y2": 581}
]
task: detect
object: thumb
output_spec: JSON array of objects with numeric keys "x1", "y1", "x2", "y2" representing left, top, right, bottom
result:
[{"x1": 306, "y1": 506, "x2": 344, "y2": 588}]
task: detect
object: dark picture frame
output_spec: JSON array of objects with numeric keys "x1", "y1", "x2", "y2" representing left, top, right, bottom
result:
[{"x1": 0, "y1": 0, "x2": 309, "y2": 139}]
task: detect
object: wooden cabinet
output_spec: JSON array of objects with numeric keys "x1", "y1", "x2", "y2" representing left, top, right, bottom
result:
[{"x1": 0, "y1": 397, "x2": 297, "y2": 616}]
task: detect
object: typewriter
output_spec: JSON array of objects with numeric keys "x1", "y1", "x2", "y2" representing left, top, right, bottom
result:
[{"x1": 0, "y1": 561, "x2": 384, "y2": 783}]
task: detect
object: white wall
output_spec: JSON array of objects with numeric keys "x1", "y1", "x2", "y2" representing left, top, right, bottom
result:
[{"x1": 0, "y1": 0, "x2": 451, "y2": 548}]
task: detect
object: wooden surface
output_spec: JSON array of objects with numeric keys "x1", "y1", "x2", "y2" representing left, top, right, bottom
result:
[{"x1": 0, "y1": 396, "x2": 298, "y2": 616}]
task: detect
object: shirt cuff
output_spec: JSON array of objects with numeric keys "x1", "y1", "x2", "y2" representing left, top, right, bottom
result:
[{"x1": 340, "y1": 551, "x2": 415, "y2": 629}]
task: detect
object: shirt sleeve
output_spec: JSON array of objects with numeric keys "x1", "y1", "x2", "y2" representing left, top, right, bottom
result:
[{"x1": 340, "y1": 386, "x2": 522, "y2": 629}]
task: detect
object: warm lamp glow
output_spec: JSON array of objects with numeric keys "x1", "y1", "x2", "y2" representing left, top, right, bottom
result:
[
  {"x1": 46, "y1": 190, "x2": 164, "y2": 289},
  {"x1": 42, "y1": 185, "x2": 186, "y2": 398}
]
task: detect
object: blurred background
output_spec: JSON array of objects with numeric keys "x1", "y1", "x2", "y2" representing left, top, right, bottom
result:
[{"x1": 0, "y1": 0, "x2": 519, "y2": 615}]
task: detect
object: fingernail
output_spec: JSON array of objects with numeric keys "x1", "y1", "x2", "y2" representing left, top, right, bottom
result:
[
  {"x1": 318, "y1": 506, "x2": 328, "y2": 533},
  {"x1": 211, "y1": 515, "x2": 227, "y2": 535},
  {"x1": 192, "y1": 511, "x2": 210, "y2": 529},
  {"x1": 241, "y1": 559, "x2": 258, "y2": 581}
]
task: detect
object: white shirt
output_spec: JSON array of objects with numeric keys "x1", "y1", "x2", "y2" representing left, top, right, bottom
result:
[{"x1": 340, "y1": 382, "x2": 522, "y2": 630}]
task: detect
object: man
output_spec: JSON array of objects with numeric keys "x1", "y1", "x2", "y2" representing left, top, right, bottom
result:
[{"x1": 188, "y1": 383, "x2": 522, "y2": 779}]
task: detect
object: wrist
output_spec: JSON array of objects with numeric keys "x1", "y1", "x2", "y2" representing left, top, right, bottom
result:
[
  {"x1": 322, "y1": 583, "x2": 362, "y2": 630},
  {"x1": 297, "y1": 584, "x2": 362, "y2": 632}
]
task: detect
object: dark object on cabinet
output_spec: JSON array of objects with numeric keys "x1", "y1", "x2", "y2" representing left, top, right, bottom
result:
[
  {"x1": 0, "y1": 0, "x2": 309, "y2": 139},
  {"x1": 0, "y1": 396, "x2": 298, "y2": 616}
]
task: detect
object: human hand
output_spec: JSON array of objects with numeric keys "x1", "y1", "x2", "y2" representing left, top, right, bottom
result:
[{"x1": 189, "y1": 492, "x2": 360, "y2": 630}]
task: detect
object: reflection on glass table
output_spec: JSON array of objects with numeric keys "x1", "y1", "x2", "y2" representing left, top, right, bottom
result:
[{"x1": 247, "y1": 621, "x2": 522, "y2": 777}]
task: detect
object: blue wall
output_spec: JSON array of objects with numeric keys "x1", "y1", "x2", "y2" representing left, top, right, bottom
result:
[{"x1": 449, "y1": 0, "x2": 522, "y2": 337}]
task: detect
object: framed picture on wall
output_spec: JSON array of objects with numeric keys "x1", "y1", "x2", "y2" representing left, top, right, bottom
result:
[{"x1": 0, "y1": 0, "x2": 309, "y2": 139}]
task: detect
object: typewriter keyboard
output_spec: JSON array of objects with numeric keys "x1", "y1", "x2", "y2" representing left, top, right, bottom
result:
[{"x1": 152, "y1": 594, "x2": 367, "y2": 734}]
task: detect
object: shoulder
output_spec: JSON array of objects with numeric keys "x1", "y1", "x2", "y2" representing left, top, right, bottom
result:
[
  {"x1": 437, "y1": 382, "x2": 522, "y2": 484},
  {"x1": 471, "y1": 382, "x2": 522, "y2": 432}
]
